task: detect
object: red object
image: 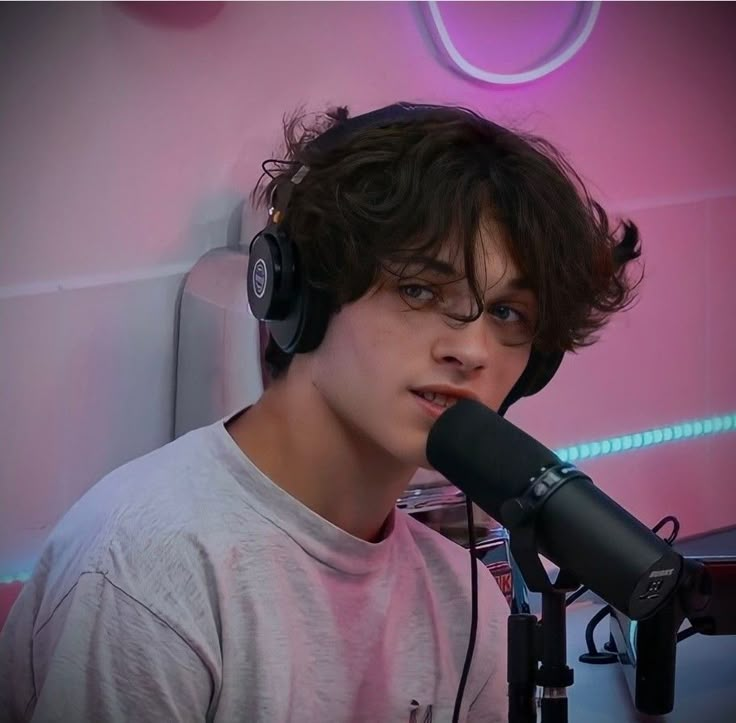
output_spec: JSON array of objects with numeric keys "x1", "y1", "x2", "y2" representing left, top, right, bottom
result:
[
  {"x1": 487, "y1": 561, "x2": 513, "y2": 608},
  {"x1": 0, "y1": 582, "x2": 24, "y2": 631}
]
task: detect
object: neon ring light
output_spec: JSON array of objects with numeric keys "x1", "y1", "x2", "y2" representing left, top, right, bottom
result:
[{"x1": 426, "y1": 1, "x2": 602, "y2": 85}]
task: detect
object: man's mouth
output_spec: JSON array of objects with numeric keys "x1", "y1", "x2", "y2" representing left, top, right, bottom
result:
[{"x1": 411, "y1": 390, "x2": 459, "y2": 409}]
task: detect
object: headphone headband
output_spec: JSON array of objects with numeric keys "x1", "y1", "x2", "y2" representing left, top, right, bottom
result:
[{"x1": 306, "y1": 103, "x2": 485, "y2": 154}]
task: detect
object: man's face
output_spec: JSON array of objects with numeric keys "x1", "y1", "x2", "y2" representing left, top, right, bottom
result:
[{"x1": 305, "y1": 220, "x2": 537, "y2": 470}]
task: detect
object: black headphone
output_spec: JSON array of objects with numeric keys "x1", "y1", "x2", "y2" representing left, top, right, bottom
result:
[{"x1": 247, "y1": 102, "x2": 564, "y2": 413}]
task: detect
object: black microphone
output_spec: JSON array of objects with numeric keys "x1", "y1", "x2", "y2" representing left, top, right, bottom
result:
[{"x1": 426, "y1": 399, "x2": 683, "y2": 619}]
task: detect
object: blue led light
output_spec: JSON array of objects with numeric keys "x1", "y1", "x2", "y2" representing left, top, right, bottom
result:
[{"x1": 552, "y1": 412, "x2": 736, "y2": 463}]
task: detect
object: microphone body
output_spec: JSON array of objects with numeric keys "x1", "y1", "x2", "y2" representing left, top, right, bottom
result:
[{"x1": 426, "y1": 400, "x2": 682, "y2": 619}]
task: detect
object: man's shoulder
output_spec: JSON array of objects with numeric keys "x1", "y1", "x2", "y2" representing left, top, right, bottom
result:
[
  {"x1": 54, "y1": 421, "x2": 242, "y2": 541},
  {"x1": 33, "y1": 421, "x2": 268, "y2": 614}
]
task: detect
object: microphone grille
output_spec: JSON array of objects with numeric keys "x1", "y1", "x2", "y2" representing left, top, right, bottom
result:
[{"x1": 426, "y1": 399, "x2": 559, "y2": 506}]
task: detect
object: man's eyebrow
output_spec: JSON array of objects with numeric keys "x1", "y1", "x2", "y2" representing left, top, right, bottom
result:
[
  {"x1": 500, "y1": 276, "x2": 533, "y2": 292},
  {"x1": 403, "y1": 256, "x2": 461, "y2": 277},
  {"x1": 405, "y1": 256, "x2": 533, "y2": 292}
]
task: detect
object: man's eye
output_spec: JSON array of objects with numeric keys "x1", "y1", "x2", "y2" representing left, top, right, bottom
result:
[
  {"x1": 399, "y1": 284, "x2": 437, "y2": 302},
  {"x1": 491, "y1": 305, "x2": 525, "y2": 324}
]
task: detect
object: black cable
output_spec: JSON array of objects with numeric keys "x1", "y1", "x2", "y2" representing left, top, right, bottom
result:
[
  {"x1": 565, "y1": 585, "x2": 587, "y2": 607},
  {"x1": 578, "y1": 604, "x2": 617, "y2": 664},
  {"x1": 677, "y1": 626, "x2": 698, "y2": 643},
  {"x1": 452, "y1": 499, "x2": 479, "y2": 723},
  {"x1": 652, "y1": 515, "x2": 680, "y2": 545},
  {"x1": 261, "y1": 158, "x2": 300, "y2": 179}
]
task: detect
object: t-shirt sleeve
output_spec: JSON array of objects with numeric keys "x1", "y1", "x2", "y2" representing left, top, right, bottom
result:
[{"x1": 25, "y1": 571, "x2": 213, "y2": 723}]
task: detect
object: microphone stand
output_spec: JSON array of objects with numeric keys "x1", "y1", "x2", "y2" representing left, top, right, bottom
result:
[
  {"x1": 507, "y1": 542, "x2": 736, "y2": 723},
  {"x1": 505, "y1": 518, "x2": 577, "y2": 723}
]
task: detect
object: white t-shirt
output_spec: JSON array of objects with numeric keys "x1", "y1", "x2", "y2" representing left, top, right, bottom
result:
[{"x1": 0, "y1": 412, "x2": 509, "y2": 722}]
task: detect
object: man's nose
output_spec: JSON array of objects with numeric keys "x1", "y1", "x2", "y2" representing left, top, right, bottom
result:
[{"x1": 437, "y1": 316, "x2": 494, "y2": 373}]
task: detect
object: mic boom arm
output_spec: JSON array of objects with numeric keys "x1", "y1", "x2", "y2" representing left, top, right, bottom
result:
[{"x1": 681, "y1": 555, "x2": 736, "y2": 636}]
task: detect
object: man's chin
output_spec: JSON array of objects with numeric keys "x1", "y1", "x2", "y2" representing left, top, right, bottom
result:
[
  {"x1": 411, "y1": 449, "x2": 436, "y2": 472},
  {"x1": 390, "y1": 450, "x2": 432, "y2": 477}
]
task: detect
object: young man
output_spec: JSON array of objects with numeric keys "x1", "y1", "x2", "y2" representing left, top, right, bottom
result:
[{"x1": 0, "y1": 102, "x2": 640, "y2": 722}]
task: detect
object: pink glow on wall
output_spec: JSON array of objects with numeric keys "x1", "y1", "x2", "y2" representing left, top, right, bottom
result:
[{"x1": 0, "y1": 2, "x2": 735, "y2": 585}]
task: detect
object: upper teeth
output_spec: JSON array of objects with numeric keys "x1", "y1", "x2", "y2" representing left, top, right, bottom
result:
[{"x1": 420, "y1": 391, "x2": 456, "y2": 407}]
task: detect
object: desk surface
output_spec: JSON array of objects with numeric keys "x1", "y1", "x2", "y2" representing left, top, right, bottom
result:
[{"x1": 565, "y1": 602, "x2": 736, "y2": 723}]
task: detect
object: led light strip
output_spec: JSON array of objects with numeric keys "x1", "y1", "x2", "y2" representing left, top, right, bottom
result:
[
  {"x1": 0, "y1": 570, "x2": 32, "y2": 584},
  {"x1": 2, "y1": 412, "x2": 734, "y2": 586},
  {"x1": 555, "y1": 413, "x2": 736, "y2": 463}
]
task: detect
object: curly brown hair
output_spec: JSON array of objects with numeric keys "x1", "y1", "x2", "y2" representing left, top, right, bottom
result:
[{"x1": 251, "y1": 103, "x2": 642, "y2": 382}]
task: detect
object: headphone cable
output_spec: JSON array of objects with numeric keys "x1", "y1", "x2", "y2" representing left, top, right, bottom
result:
[{"x1": 453, "y1": 498, "x2": 479, "y2": 722}]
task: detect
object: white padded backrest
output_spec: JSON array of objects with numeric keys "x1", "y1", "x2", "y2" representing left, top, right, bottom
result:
[{"x1": 174, "y1": 247, "x2": 264, "y2": 438}]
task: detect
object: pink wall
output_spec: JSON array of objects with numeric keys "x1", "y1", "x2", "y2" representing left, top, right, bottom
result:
[{"x1": 1, "y1": 1, "x2": 735, "y2": 585}]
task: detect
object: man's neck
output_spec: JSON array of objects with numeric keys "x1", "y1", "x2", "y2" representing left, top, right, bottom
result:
[{"x1": 225, "y1": 371, "x2": 417, "y2": 543}]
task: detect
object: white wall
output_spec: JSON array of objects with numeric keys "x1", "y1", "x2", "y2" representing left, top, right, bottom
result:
[{"x1": 0, "y1": 2, "x2": 266, "y2": 573}]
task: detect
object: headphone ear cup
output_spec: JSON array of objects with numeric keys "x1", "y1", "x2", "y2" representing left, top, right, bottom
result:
[
  {"x1": 268, "y1": 276, "x2": 331, "y2": 354},
  {"x1": 499, "y1": 348, "x2": 564, "y2": 417},
  {"x1": 252, "y1": 228, "x2": 330, "y2": 354},
  {"x1": 292, "y1": 283, "x2": 331, "y2": 353},
  {"x1": 247, "y1": 227, "x2": 295, "y2": 321}
]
